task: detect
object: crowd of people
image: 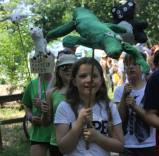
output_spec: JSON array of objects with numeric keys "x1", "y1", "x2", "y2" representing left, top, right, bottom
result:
[{"x1": 22, "y1": 44, "x2": 159, "y2": 156}]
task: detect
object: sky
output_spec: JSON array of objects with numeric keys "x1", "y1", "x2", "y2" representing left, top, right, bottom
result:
[{"x1": 0, "y1": 0, "x2": 10, "y2": 3}]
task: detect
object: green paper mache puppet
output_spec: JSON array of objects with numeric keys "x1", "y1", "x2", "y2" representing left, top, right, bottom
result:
[{"x1": 46, "y1": 7, "x2": 149, "y2": 74}]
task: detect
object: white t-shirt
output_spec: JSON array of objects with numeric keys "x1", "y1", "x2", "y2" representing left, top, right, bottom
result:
[
  {"x1": 113, "y1": 84, "x2": 156, "y2": 148},
  {"x1": 54, "y1": 101, "x2": 121, "y2": 156}
]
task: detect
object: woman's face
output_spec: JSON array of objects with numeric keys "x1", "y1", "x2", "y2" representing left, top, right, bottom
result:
[
  {"x1": 73, "y1": 64, "x2": 102, "y2": 99},
  {"x1": 59, "y1": 64, "x2": 73, "y2": 83}
]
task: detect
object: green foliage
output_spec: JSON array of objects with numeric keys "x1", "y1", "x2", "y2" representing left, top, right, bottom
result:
[
  {"x1": 83, "y1": 0, "x2": 113, "y2": 22},
  {"x1": 138, "y1": 0, "x2": 159, "y2": 44},
  {"x1": 33, "y1": 1, "x2": 69, "y2": 36},
  {"x1": 0, "y1": 20, "x2": 32, "y2": 86}
]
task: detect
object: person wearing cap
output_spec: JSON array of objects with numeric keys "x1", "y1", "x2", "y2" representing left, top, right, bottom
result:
[
  {"x1": 46, "y1": 54, "x2": 77, "y2": 156},
  {"x1": 57, "y1": 49, "x2": 73, "y2": 59}
]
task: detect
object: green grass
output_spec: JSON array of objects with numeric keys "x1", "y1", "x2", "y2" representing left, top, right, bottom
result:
[
  {"x1": 0, "y1": 103, "x2": 30, "y2": 156},
  {"x1": 0, "y1": 124, "x2": 30, "y2": 156}
]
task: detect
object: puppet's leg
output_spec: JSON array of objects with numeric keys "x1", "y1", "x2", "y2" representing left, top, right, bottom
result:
[
  {"x1": 63, "y1": 35, "x2": 92, "y2": 48},
  {"x1": 46, "y1": 21, "x2": 75, "y2": 42},
  {"x1": 122, "y1": 42, "x2": 150, "y2": 74},
  {"x1": 103, "y1": 39, "x2": 122, "y2": 59}
]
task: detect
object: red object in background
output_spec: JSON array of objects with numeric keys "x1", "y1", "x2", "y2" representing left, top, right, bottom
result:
[{"x1": 151, "y1": 44, "x2": 159, "y2": 56}]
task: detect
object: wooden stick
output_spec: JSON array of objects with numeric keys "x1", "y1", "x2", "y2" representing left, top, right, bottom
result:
[
  {"x1": 41, "y1": 77, "x2": 47, "y2": 125},
  {"x1": 43, "y1": 78, "x2": 47, "y2": 101},
  {"x1": 85, "y1": 49, "x2": 95, "y2": 150}
]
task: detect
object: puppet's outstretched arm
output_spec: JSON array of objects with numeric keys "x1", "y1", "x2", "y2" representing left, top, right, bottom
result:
[
  {"x1": 46, "y1": 21, "x2": 75, "y2": 42},
  {"x1": 122, "y1": 42, "x2": 150, "y2": 74}
]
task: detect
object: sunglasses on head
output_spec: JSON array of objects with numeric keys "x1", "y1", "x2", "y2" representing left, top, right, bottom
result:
[{"x1": 59, "y1": 64, "x2": 73, "y2": 71}]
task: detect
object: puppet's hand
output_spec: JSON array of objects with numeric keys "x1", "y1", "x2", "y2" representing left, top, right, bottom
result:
[
  {"x1": 122, "y1": 42, "x2": 150, "y2": 74},
  {"x1": 136, "y1": 58, "x2": 150, "y2": 74},
  {"x1": 46, "y1": 21, "x2": 75, "y2": 42}
]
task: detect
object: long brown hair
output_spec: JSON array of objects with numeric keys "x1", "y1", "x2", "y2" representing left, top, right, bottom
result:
[{"x1": 66, "y1": 57, "x2": 111, "y2": 117}]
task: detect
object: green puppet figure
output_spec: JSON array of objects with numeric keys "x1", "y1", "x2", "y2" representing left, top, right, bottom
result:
[{"x1": 46, "y1": 7, "x2": 149, "y2": 74}]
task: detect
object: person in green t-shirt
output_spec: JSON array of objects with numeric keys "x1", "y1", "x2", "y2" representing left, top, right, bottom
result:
[
  {"x1": 46, "y1": 53, "x2": 77, "y2": 156},
  {"x1": 22, "y1": 72, "x2": 54, "y2": 156}
]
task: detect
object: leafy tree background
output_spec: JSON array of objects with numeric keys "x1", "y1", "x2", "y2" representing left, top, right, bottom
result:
[{"x1": 0, "y1": 0, "x2": 158, "y2": 88}]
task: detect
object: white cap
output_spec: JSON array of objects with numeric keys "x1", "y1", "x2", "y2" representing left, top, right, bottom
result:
[{"x1": 56, "y1": 54, "x2": 77, "y2": 67}]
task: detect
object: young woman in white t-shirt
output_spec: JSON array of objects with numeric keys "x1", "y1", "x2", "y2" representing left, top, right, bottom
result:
[{"x1": 54, "y1": 57, "x2": 124, "y2": 156}]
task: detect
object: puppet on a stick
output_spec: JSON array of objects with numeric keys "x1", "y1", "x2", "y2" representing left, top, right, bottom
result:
[{"x1": 46, "y1": 7, "x2": 149, "y2": 74}]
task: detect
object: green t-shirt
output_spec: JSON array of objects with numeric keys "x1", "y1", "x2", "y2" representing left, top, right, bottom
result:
[
  {"x1": 50, "y1": 90, "x2": 65, "y2": 145},
  {"x1": 22, "y1": 79, "x2": 52, "y2": 142}
]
